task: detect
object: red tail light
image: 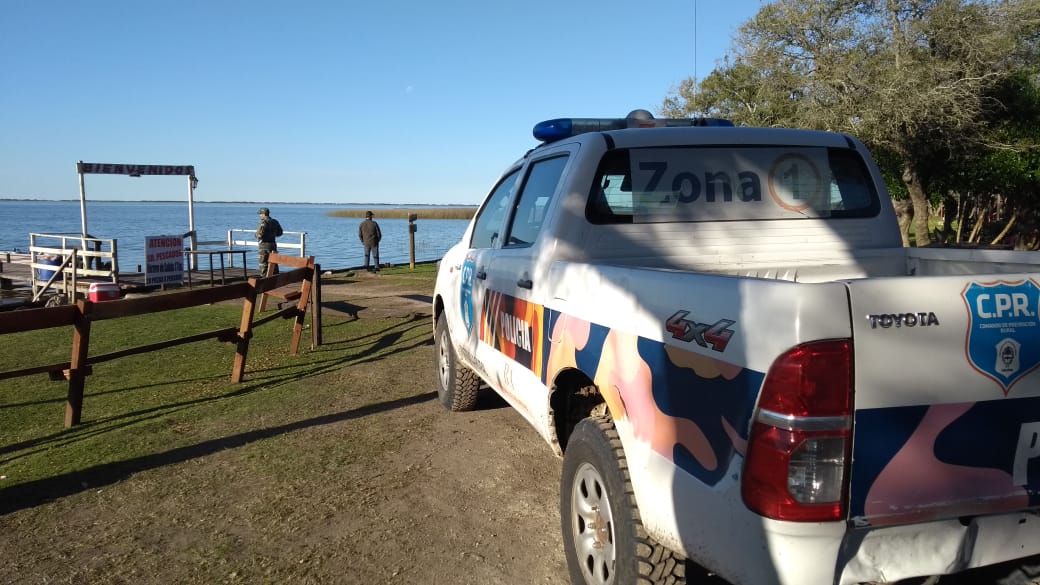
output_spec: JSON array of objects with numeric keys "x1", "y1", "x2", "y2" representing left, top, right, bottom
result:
[{"x1": 742, "y1": 340, "x2": 853, "y2": 522}]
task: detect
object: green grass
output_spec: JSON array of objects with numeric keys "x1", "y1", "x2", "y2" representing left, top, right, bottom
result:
[
  {"x1": 0, "y1": 277, "x2": 433, "y2": 493},
  {"x1": 325, "y1": 207, "x2": 475, "y2": 220}
]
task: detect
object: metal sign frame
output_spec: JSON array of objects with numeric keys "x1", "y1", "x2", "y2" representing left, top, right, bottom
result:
[{"x1": 75, "y1": 160, "x2": 200, "y2": 265}]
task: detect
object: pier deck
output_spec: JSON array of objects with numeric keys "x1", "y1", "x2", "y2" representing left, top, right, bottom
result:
[{"x1": 0, "y1": 252, "x2": 252, "y2": 309}]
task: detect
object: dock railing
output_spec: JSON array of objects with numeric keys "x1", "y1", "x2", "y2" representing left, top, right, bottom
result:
[
  {"x1": 229, "y1": 229, "x2": 307, "y2": 263},
  {"x1": 182, "y1": 230, "x2": 249, "y2": 281},
  {"x1": 29, "y1": 233, "x2": 119, "y2": 301}
]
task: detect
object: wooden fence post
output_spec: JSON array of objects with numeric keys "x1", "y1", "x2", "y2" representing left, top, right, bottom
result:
[
  {"x1": 288, "y1": 262, "x2": 315, "y2": 356},
  {"x1": 65, "y1": 300, "x2": 93, "y2": 427},
  {"x1": 311, "y1": 264, "x2": 322, "y2": 349},
  {"x1": 232, "y1": 278, "x2": 259, "y2": 383}
]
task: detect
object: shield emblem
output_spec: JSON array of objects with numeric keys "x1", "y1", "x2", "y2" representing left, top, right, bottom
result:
[
  {"x1": 963, "y1": 279, "x2": 1040, "y2": 395},
  {"x1": 459, "y1": 258, "x2": 476, "y2": 334}
]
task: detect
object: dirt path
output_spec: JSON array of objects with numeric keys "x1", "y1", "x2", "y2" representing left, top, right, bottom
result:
[{"x1": 316, "y1": 270, "x2": 570, "y2": 582}]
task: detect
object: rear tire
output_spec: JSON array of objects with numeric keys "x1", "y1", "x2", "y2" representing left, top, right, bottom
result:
[
  {"x1": 434, "y1": 313, "x2": 480, "y2": 411},
  {"x1": 561, "y1": 417, "x2": 685, "y2": 585}
]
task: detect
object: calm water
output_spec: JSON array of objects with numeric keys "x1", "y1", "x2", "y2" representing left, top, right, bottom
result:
[{"x1": 1, "y1": 200, "x2": 472, "y2": 271}]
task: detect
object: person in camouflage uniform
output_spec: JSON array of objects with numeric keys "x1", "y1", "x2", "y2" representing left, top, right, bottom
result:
[{"x1": 256, "y1": 207, "x2": 283, "y2": 276}]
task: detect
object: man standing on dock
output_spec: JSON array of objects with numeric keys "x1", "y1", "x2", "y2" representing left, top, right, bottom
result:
[{"x1": 256, "y1": 207, "x2": 283, "y2": 276}]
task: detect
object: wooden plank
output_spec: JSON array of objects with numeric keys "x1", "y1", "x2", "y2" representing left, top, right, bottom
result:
[
  {"x1": 265, "y1": 287, "x2": 302, "y2": 301},
  {"x1": 0, "y1": 361, "x2": 72, "y2": 381},
  {"x1": 89, "y1": 283, "x2": 249, "y2": 321},
  {"x1": 0, "y1": 305, "x2": 78, "y2": 334},
  {"x1": 254, "y1": 267, "x2": 308, "y2": 294},
  {"x1": 266, "y1": 252, "x2": 311, "y2": 269}
]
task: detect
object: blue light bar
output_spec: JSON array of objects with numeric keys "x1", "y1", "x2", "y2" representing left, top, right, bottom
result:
[
  {"x1": 532, "y1": 110, "x2": 733, "y2": 143},
  {"x1": 533, "y1": 118, "x2": 628, "y2": 143}
]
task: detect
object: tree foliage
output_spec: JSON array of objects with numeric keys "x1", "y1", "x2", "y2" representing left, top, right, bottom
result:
[{"x1": 664, "y1": 0, "x2": 1040, "y2": 247}]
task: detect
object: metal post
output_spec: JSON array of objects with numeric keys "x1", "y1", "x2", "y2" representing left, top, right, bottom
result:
[
  {"x1": 111, "y1": 239, "x2": 119, "y2": 280},
  {"x1": 187, "y1": 175, "x2": 198, "y2": 270},
  {"x1": 77, "y1": 161, "x2": 88, "y2": 236}
]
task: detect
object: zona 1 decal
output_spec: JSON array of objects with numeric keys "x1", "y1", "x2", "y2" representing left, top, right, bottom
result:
[{"x1": 962, "y1": 279, "x2": 1040, "y2": 395}]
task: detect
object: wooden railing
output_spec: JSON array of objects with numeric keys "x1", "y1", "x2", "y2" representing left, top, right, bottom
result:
[
  {"x1": 0, "y1": 257, "x2": 320, "y2": 428},
  {"x1": 29, "y1": 233, "x2": 119, "y2": 300}
]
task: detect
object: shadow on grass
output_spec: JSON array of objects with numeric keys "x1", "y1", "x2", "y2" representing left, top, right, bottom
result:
[
  {"x1": 0, "y1": 372, "x2": 229, "y2": 410},
  {"x1": 1, "y1": 317, "x2": 432, "y2": 467},
  {"x1": 0, "y1": 391, "x2": 437, "y2": 515},
  {"x1": 321, "y1": 300, "x2": 363, "y2": 320},
  {"x1": 312, "y1": 315, "x2": 427, "y2": 353},
  {"x1": 320, "y1": 299, "x2": 431, "y2": 323}
]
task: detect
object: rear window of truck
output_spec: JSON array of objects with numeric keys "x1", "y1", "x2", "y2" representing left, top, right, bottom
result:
[{"x1": 587, "y1": 146, "x2": 881, "y2": 223}]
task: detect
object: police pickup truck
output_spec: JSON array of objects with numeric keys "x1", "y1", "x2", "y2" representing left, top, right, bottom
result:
[{"x1": 431, "y1": 110, "x2": 1040, "y2": 585}]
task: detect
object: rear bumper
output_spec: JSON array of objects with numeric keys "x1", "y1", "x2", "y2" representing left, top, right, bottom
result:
[{"x1": 837, "y1": 510, "x2": 1040, "y2": 585}]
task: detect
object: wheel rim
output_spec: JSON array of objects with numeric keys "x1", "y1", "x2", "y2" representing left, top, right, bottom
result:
[
  {"x1": 436, "y1": 327, "x2": 452, "y2": 391},
  {"x1": 570, "y1": 461, "x2": 616, "y2": 585}
]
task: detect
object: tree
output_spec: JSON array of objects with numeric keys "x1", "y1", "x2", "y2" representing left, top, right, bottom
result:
[{"x1": 664, "y1": 0, "x2": 1039, "y2": 246}]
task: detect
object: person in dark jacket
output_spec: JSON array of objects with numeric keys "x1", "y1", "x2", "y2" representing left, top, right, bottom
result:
[
  {"x1": 256, "y1": 207, "x2": 283, "y2": 276},
  {"x1": 358, "y1": 210, "x2": 382, "y2": 271}
]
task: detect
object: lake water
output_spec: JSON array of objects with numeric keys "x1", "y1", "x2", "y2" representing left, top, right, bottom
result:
[{"x1": 1, "y1": 200, "x2": 473, "y2": 271}]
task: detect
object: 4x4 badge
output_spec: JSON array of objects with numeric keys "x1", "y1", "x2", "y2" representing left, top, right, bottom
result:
[{"x1": 666, "y1": 310, "x2": 735, "y2": 352}]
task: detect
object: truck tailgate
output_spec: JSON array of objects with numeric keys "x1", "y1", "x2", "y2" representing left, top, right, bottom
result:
[{"x1": 846, "y1": 274, "x2": 1040, "y2": 526}]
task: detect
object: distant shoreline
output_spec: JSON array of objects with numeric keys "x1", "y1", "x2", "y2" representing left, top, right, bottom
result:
[{"x1": 0, "y1": 198, "x2": 478, "y2": 207}]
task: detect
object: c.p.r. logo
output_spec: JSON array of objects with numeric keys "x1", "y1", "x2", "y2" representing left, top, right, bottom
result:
[{"x1": 963, "y1": 279, "x2": 1040, "y2": 395}]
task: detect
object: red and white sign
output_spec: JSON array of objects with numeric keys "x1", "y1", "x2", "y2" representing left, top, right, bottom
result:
[{"x1": 145, "y1": 235, "x2": 184, "y2": 286}]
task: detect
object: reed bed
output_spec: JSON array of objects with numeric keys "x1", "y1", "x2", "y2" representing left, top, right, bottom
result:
[{"x1": 326, "y1": 207, "x2": 476, "y2": 220}]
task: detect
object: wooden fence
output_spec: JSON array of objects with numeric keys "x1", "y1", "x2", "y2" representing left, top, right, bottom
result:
[{"x1": 0, "y1": 254, "x2": 320, "y2": 428}]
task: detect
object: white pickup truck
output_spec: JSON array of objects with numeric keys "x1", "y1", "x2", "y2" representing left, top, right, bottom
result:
[{"x1": 431, "y1": 110, "x2": 1040, "y2": 585}]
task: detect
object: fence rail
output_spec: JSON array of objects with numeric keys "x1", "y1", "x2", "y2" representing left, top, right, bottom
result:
[{"x1": 0, "y1": 254, "x2": 319, "y2": 428}]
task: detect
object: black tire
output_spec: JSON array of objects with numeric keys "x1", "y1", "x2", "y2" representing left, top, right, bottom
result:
[
  {"x1": 434, "y1": 312, "x2": 481, "y2": 411},
  {"x1": 561, "y1": 417, "x2": 686, "y2": 585}
]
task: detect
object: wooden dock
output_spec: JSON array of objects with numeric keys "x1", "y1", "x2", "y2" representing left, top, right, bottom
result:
[{"x1": 0, "y1": 251, "x2": 252, "y2": 309}]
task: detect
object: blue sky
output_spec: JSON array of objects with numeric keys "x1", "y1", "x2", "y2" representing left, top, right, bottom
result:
[{"x1": 1, "y1": 0, "x2": 763, "y2": 205}]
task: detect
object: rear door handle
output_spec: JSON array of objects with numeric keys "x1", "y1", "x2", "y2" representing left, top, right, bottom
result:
[
  {"x1": 475, "y1": 269, "x2": 487, "y2": 280},
  {"x1": 517, "y1": 278, "x2": 533, "y2": 290}
]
